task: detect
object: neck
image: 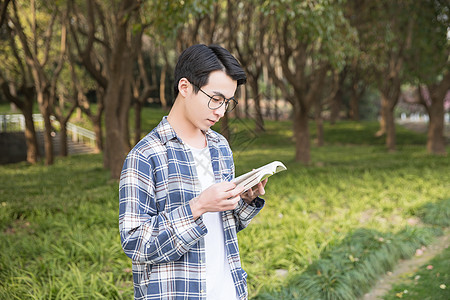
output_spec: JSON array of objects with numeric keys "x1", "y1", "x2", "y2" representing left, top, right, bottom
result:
[{"x1": 167, "y1": 100, "x2": 206, "y2": 148}]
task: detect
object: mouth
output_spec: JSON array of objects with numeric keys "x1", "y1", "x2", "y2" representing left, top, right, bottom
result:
[{"x1": 207, "y1": 119, "x2": 218, "y2": 126}]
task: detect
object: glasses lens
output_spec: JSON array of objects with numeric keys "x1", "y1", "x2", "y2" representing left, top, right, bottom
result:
[{"x1": 208, "y1": 96, "x2": 225, "y2": 110}]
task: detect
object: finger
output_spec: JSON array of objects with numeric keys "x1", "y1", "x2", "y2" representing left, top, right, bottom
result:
[
  {"x1": 261, "y1": 178, "x2": 268, "y2": 188},
  {"x1": 247, "y1": 187, "x2": 255, "y2": 198},
  {"x1": 224, "y1": 195, "x2": 240, "y2": 210},
  {"x1": 226, "y1": 186, "x2": 245, "y2": 199},
  {"x1": 257, "y1": 182, "x2": 265, "y2": 196},
  {"x1": 220, "y1": 181, "x2": 237, "y2": 191}
]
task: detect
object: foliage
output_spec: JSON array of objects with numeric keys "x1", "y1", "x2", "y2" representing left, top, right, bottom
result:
[
  {"x1": 404, "y1": 0, "x2": 449, "y2": 85},
  {"x1": 260, "y1": 0, "x2": 357, "y2": 70},
  {"x1": 1, "y1": 112, "x2": 449, "y2": 299}
]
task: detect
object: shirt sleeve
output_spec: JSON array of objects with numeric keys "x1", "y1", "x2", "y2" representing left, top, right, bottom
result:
[{"x1": 119, "y1": 150, "x2": 207, "y2": 264}]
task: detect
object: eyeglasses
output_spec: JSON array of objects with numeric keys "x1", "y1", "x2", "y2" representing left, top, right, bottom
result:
[{"x1": 192, "y1": 83, "x2": 238, "y2": 112}]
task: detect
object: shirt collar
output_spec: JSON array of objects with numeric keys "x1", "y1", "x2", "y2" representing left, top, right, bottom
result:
[
  {"x1": 156, "y1": 116, "x2": 178, "y2": 145},
  {"x1": 157, "y1": 116, "x2": 220, "y2": 145}
]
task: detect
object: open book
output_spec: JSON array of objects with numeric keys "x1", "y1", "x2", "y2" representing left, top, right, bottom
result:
[{"x1": 232, "y1": 161, "x2": 287, "y2": 191}]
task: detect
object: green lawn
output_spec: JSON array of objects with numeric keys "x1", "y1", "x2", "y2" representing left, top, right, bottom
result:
[
  {"x1": 383, "y1": 241, "x2": 450, "y2": 300},
  {"x1": 0, "y1": 109, "x2": 449, "y2": 299}
]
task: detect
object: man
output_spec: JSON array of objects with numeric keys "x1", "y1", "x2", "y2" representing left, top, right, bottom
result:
[{"x1": 119, "y1": 44, "x2": 267, "y2": 300}]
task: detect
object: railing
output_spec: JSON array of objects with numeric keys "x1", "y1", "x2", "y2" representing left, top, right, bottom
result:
[
  {"x1": 0, "y1": 114, "x2": 96, "y2": 148},
  {"x1": 399, "y1": 112, "x2": 450, "y2": 123}
]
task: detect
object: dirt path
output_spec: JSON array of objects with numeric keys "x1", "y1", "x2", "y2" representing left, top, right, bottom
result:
[{"x1": 361, "y1": 229, "x2": 450, "y2": 300}]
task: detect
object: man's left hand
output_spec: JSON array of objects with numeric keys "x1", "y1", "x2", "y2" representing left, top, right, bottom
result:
[{"x1": 240, "y1": 178, "x2": 268, "y2": 205}]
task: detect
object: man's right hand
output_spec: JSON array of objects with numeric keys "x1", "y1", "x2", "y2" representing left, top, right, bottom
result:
[{"x1": 189, "y1": 182, "x2": 245, "y2": 220}]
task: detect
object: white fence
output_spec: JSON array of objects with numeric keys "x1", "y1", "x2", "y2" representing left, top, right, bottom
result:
[
  {"x1": 399, "y1": 112, "x2": 450, "y2": 123},
  {"x1": 0, "y1": 114, "x2": 96, "y2": 148}
]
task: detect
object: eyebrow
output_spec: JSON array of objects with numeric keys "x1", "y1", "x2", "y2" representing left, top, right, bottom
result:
[{"x1": 211, "y1": 90, "x2": 235, "y2": 100}]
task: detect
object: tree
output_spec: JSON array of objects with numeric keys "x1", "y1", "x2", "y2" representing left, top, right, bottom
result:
[
  {"x1": 418, "y1": 75, "x2": 450, "y2": 155},
  {"x1": 52, "y1": 71, "x2": 78, "y2": 157},
  {"x1": 67, "y1": 46, "x2": 104, "y2": 152},
  {"x1": 9, "y1": 0, "x2": 68, "y2": 165},
  {"x1": 69, "y1": 0, "x2": 143, "y2": 178},
  {"x1": 69, "y1": 0, "x2": 215, "y2": 179},
  {"x1": 314, "y1": 70, "x2": 339, "y2": 146},
  {"x1": 0, "y1": 0, "x2": 10, "y2": 27},
  {"x1": 354, "y1": 1, "x2": 415, "y2": 151},
  {"x1": 406, "y1": 0, "x2": 449, "y2": 155},
  {"x1": 261, "y1": 0, "x2": 357, "y2": 163},
  {"x1": 228, "y1": 0, "x2": 265, "y2": 133},
  {"x1": 0, "y1": 14, "x2": 40, "y2": 163},
  {"x1": 132, "y1": 37, "x2": 159, "y2": 145}
]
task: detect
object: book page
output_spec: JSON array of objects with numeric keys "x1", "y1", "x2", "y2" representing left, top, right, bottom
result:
[{"x1": 232, "y1": 161, "x2": 287, "y2": 191}]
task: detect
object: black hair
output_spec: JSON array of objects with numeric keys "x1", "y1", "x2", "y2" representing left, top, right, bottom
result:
[{"x1": 173, "y1": 44, "x2": 246, "y2": 97}]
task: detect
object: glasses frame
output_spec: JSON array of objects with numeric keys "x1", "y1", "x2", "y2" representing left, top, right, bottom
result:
[{"x1": 192, "y1": 83, "x2": 238, "y2": 112}]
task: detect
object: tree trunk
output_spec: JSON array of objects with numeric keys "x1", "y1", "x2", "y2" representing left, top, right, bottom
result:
[
  {"x1": 23, "y1": 100, "x2": 39, "y2": 163},
  {"x1": 427, "y1": 98, "x2": 446, "y2": 155},
  {"x1": 330, "y1": 70, "x2": 346, "y2": 124},
  {"x1": 38, "y1": 92, "x2": 54, "y2": 165},
  {"x1": 234, "y1": 84, "x2": 244, "y2": 119},
  {"x1": 60, "y1": 122, "x2": 68, "y2": 156},
  {"x1": 330, "y1": 87, "x2": 342, "y2": 124},
  {"x1": 274, "y1": 98, "x2": 279, "y2": 121},
  {"x1": 104, "y1": 86, "x2": 130, "y2": 178},
  {"x1": 376, "y1": 108, "x2": 386, "y2": 137},
  {"x1": 349, "y1": 85, "x2": 360, "y2": 121},
  {"x1": 245, "y1": 85, "x2": 250, "y2": 119},
  {"x1": 94, "y1": 89, "x2": 104, "y2": 152},
  {"x1": 249, "y1": 78, "x2": 264, "y2": 133},
  {"x1": 220, "y1": 112, "x2": 230, "y2": 142},
  {"x1": 92, "y1": 115, "x2": 103, "y2": 153},
  {"x1": 103, "y1": 30, "x2": 133, "y2": 179},
  {"x1": 0, "y1": 79, "x2": 39, "y2": 163},
  {"x1": 134, "y1": 100, "x2": 142, "y2": 145},
  {"x1": 380, "y1": 93, "x2": 396, "y2": 151},
  {"x1": 160, "y1": 62, "x2": 168, "y2": 110},
  {"x1": 314, "y1": 100, "x2": 324, "y2": 147},
  {"x1": 293, "y1": 105, "x2": 310, "y2": 164}
]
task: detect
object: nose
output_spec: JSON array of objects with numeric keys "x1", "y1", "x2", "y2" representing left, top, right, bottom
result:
[{"x1": 213, "y1": 103, "x2": 226, "y2": 118}]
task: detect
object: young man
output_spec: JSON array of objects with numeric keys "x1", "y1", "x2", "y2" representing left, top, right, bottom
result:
[{"x1": 119, "y1": 44, "x2": 267, "y2": 300}]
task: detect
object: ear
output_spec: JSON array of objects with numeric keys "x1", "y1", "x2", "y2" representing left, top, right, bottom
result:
[{"x1": 178, "y1": 78, "x2": 191, "y2": 98}]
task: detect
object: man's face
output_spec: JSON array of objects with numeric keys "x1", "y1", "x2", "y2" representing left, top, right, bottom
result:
[{"x1": 185, "y1": 70, "x2": 237, "y2": 131}]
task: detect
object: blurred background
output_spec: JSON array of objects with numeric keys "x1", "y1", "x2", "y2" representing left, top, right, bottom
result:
[{"x1": 0, "y1": 0, "x2": 448, "y2": 177}]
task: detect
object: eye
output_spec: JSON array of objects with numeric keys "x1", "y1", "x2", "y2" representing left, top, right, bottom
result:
[{"x1": 211, "y1": 96, "x2": 224, "y2": 103}]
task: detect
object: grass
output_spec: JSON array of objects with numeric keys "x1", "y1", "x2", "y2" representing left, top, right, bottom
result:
[
  {"x1": 0, "y1": 155, "x2": 133, "y2": 299},
  {"x1": 1, "y1": 108, "x2": 449, "y2": 299},
  {"x1": 380, "y1": 200, "x2": 450, "y2": 300},
  {"x1": 383, "y1": 241, "x2": 450, "y2": 300}
]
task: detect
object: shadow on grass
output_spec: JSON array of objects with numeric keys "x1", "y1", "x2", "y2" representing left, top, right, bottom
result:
[
  {"x1": 414, "y1": 198, "x2": 450, "y2": 227},
  {"x1": 255, "y1": 199, "x2": 450, "y2": 300}
]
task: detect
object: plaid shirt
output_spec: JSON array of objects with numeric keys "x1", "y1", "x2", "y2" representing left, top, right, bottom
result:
[{"x1": 119, "y1": 117, "x2": 264, "y2": 300}]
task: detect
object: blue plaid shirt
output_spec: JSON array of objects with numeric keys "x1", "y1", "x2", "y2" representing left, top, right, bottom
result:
[{"x1": 119, "y1": 117, "x2": 264, "y2": 300}]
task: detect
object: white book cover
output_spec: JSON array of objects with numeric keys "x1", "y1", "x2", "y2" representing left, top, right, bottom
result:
[{"x1": 232, "y1": 161, "x2": 287, "y2": 191}]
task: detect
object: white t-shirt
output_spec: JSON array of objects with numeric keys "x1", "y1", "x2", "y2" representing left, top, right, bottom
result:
[{"x1": 188, "y1": 143, "x2": 238, "y2": 300}]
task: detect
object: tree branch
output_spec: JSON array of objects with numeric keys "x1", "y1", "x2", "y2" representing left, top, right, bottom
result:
[{"x1": 0, "y1": 0, "x2": 11, "y2": 27}]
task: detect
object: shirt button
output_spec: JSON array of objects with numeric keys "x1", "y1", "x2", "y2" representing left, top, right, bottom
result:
[
  {"x1": 201, "y1": 289, "x2": 204, "y2": 293},
  {"x1": 147, "y1": 244, "x2": 150, "y2": 249}
]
